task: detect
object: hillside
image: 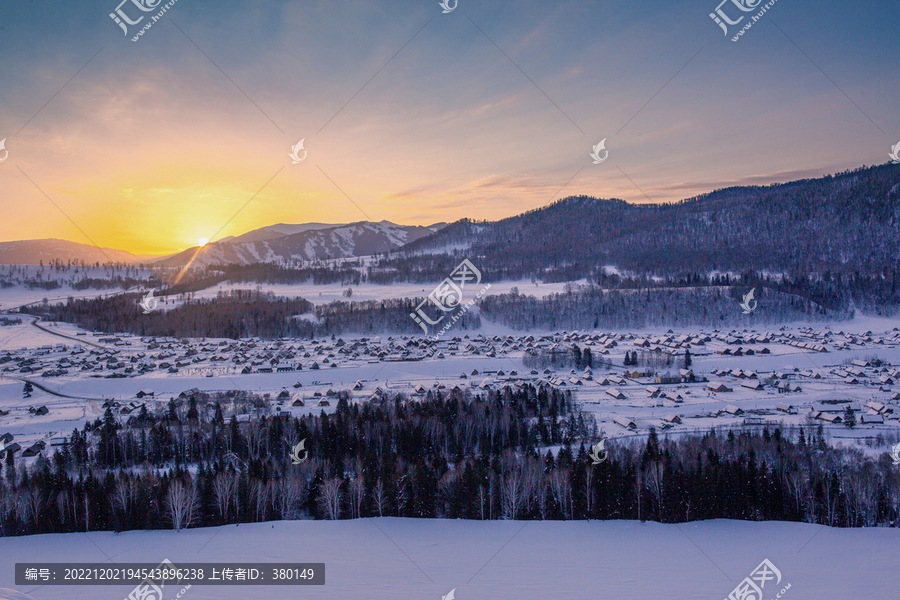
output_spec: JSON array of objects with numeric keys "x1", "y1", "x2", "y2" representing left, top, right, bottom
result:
[{"x1": 401, "y1": 163, "x2": 900, "y2": 279}]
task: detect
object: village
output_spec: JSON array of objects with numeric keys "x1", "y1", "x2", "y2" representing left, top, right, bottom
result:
[{"x1": 2, "y1": 319, "x2": 900, "y2": 466}]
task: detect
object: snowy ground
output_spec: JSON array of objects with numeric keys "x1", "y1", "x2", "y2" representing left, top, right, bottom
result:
[{"x1": 0, "y1": 518, "x2": 897, "y2": 600}]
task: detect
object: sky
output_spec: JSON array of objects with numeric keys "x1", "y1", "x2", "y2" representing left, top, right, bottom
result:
[{"x1": 0, "y1": 0, "x2": 897, "y2": 256}]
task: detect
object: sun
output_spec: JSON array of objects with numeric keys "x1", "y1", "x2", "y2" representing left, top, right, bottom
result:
[{"x1": 198, "y1": 238, "x2": 209, "y2": 247}]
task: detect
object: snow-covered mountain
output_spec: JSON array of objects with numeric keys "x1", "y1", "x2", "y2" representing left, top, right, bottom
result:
[
  {"x1": 154, "y1": 220, "x2": 447, "y2": 267},
  {"x1": 0, "y1": 238, "x2": 153, "y2": 265}
]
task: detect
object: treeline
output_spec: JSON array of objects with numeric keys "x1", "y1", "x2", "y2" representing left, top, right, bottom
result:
[
  {"x1": 22, "y1": 294, "x2": 315, "y2": 339},
  {"x1": 20, "y1": 293, "x2": 482, "y2": 339},
  {"x1": 480, "y1": 285, "x2": 850, "y2": 330},
  {"x1": 1, "y1": 387, "x2": 898, "y2": 536}
]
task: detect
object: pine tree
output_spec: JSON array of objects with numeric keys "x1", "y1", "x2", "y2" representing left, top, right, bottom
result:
[
  {"x1": 843, "y1": 406, "x2": 856, "y2": 429},
  {"x1": 683, "y1": 348, "x2": 692, "y2": 370}
]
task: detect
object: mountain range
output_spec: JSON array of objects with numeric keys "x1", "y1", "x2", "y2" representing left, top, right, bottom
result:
[
  {"x1": 0, "y1": 221, "x2": 447, "y2": 266},
  {"x1": 2, "y1": 163, "x2": 899, "y2": 277}
]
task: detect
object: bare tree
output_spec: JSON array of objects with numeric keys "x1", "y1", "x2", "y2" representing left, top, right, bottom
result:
[
  {"x1": 26, "y1": 487, "x2": 45, "y2": 529},
  {"x1": 276, "y1": 473, "x2": 305, "y2": 519},
  {"x1": 213, "y1": 472, "x2": 238, "y2": 523},
  {"x1": 252, "y1": 479, "x2": 270, "y2": 522},
  {"x1": 166, "y1": 480, "x2": 199, "y2": 531},
  {"x1": 373, "y1": 478, "x2": 389, "y2": 517},
  {"x1": 550, "y1": 468, "x2": 571, "y2": 519},
  {"x1": 349, "y1": 476, "x2": 365, "y2": 519},
  {"x1": 319, "y1": 478, "x2": 342, "y2": 520}
]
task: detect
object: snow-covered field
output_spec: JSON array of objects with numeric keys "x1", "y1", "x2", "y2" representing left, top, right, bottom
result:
[{"x1": 0, "y1": 518, "x2": 896, "y2": 600}]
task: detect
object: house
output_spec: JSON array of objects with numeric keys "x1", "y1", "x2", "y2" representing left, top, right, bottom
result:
[
  {"x1": 0, "y1": 433, "x2": 13, "y2": 445},
  {"x1": 613, "y1": 415, "x2": 637, "y2": 430},
  {"x1": 662, "y1": 413, "x2": 682, "y2": 424},
  {"x1": 33, "y1": 406, "x2": 49, "y2": 416},
  {"x1": 605, "y1": 387, "x2": 626, "y2": 400},
  {"x1": 22, "y1": 443, "x2": 45, "y2": 457},
  {"x1": 776, "y1": 403, "x2": 796, "y2": 414},
  {"x1": 646, "y1": 386, "x2": 661, "y2": 398},
  {"x1": 657, "y1": 372, "x2": 680, "y2": 384},
  {"x1": 136, "y1": 389, "x2": 155, "y2": 398},
  {"x1": 707, "y1": 382, "x2": 732, "y2": 393},
  {"x1": 817, "y1": 412, "x2": 842, "y2": 424},
  {"x1": 741, "y1": 381, "x2": 764, "y2": 391},
  {"x1": 179, "y1": 388, "x2": 200, "y2": 398},
  {"x1": 354, "y1": 381, "x2": 364, "y2": 390},
  {"x1": 291, "y1": 398, "x2": 305, "y2": 407},
  {"x1": 860, "y1": 413, "x2": 884, "y2": 424},
  {"x1": 722, "y1": 405, "x2": 744, "y2": 416},
  {"x1": 812, "y1": 402, "x2": 861, "y2": 413},
  {"x1": 679, "y1": 369, "x2": 695, "y2": 382},
  {"x1": 866, "y1": 401, "x2": 892, "y2": 414},
  {"x1": 1, "y1": 442, "x2": 22, "y2": 456}
]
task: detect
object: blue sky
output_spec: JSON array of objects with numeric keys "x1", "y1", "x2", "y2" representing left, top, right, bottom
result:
[{"x1": 0, "y1": 0, "x2": 897, "y2": 253}]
